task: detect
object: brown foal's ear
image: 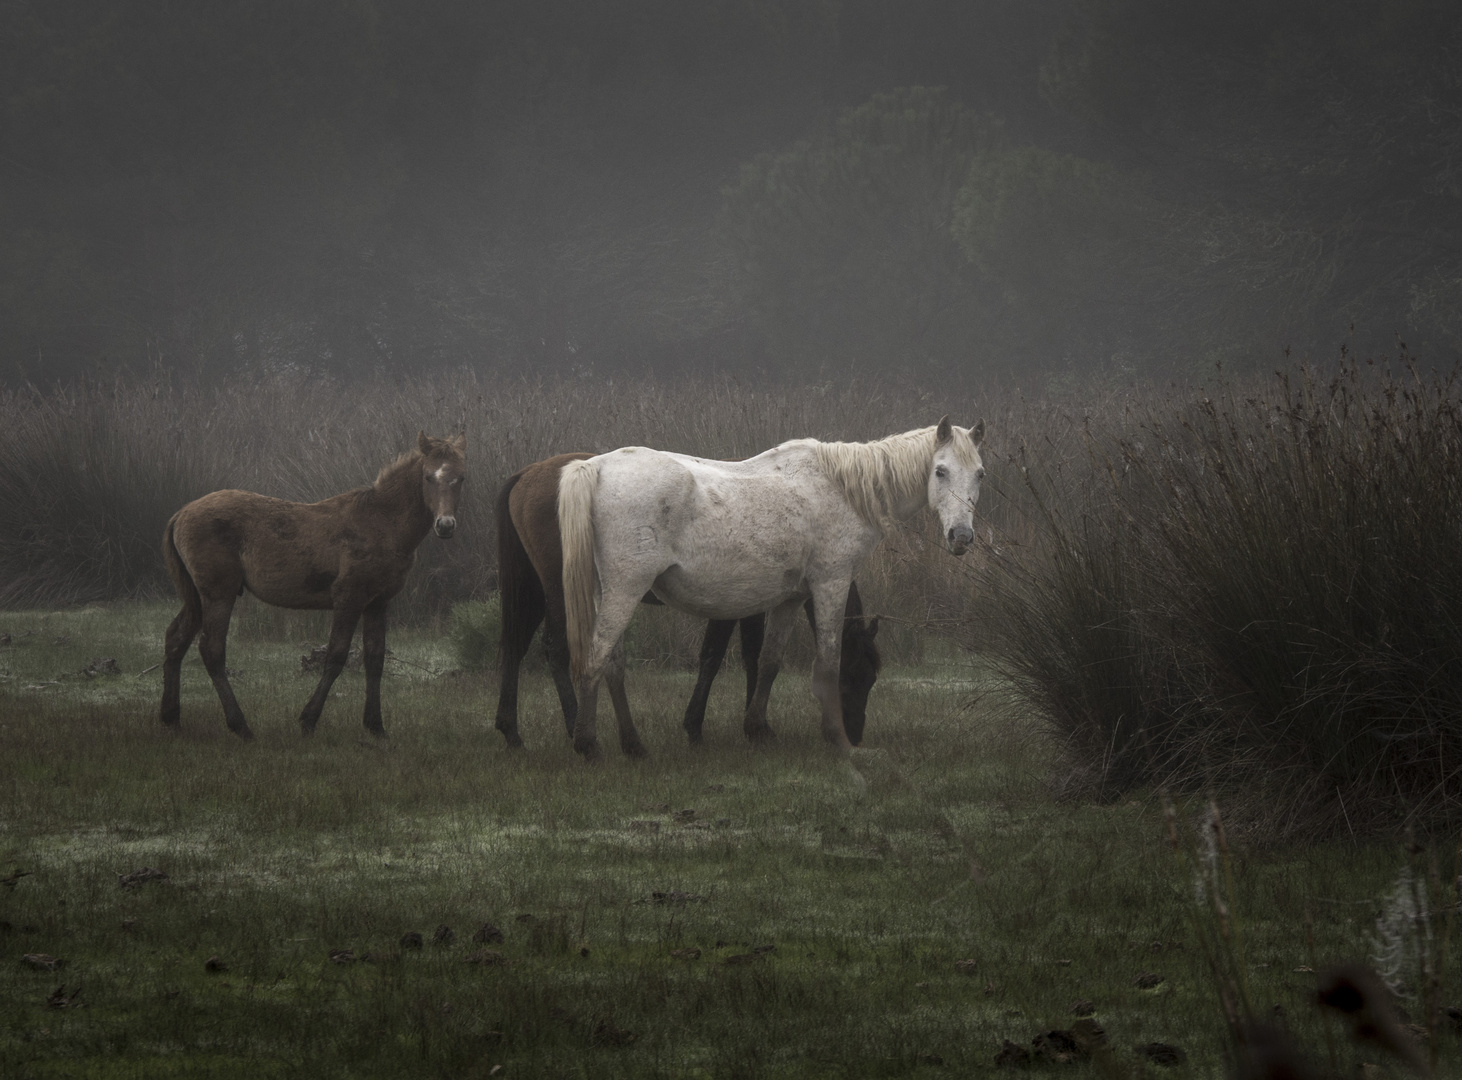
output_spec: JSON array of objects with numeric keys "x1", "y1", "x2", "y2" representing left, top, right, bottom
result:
[
  {"x1": 935, "y1": 415, "x2": 953, "y2": 446},
  {"x1": 451, "y1": 433, "x2": 466, "y2": 453},
  {"x1": 867, "y1": 615, "x2": 880, "y2": 639},
  {"x1": 417, "y1": 430, "x2": 434, "y2": 455},
  {"x1": 970, "y1": 419, "x2": 985, "y2": 446}
]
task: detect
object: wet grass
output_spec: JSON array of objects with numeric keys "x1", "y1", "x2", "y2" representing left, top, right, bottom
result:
[{"x1": 0, "y1": 602, "x2": 1456, "y2": 1078}]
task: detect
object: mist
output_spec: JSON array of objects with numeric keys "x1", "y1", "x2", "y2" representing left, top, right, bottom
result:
[{"x1": 4, "y1": 0, "x2": 1459, "y2": 387}]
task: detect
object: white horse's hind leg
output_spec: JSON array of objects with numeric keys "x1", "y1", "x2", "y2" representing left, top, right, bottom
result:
[
  {"x1": 742, "y1": 597, "x2": 801, "y2": 743},
  {"x1": 572, "y1": 590, "x2": 643, "y2": 761},
  {"x1": 809, "y1": 582, "x2": 853, "y2": 751},
  {"x1": 603, "y1": 638, "x2": 647, "y2": 758}
]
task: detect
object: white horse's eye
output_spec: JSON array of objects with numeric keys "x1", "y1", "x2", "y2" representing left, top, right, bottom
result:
[
  {"x1": 935, "y1": 466, "x2": 948, "y2": 479},
  {"x1": 976, "y1": 467, "x2": 985, "y2": 480}
]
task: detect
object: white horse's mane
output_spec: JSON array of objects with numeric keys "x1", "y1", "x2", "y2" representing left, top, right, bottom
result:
[{"x1": 811, "y1": 424, "x2": 979, "y2": 529}]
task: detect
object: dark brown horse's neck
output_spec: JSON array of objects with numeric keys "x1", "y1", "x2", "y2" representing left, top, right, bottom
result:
[{"x1": 365, "y1": 451, "x2": 432, "y2": 548}]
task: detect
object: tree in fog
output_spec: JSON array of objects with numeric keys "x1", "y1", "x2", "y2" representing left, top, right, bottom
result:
[
  {"x1": 721, "y1": 88, "x2": 1001, "y2": 379},
  {"x1": 3, "y1": 0, "x2": 1460, "y2": 386}
]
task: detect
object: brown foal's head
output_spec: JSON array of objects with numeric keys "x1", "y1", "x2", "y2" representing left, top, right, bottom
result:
[{"x1": 416, "y1": 431, "x2": 467, "y2": 539}]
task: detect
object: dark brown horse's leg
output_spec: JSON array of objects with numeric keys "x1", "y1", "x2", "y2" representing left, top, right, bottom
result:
[
  {"x1": 360, "y1": 600, "x2": 389, "y2": 739},
  {"x1": 300, "y1": 606, "x2": 361, "y2": 736},
  {"x1": 160, "y1": 602, "x2": 201, "y2": 728},
  {"x1": 738, "y1": 613, "x2": 766, "y2": 708},
  {"x1": 603, "y1": 640, "x2": 647, "y2": 758},
  {"x1": 493, "y1": 630, "x2": 530, "y2": 748},
  {"x1": 494, "y1": 612, "x2": 543, "y2": 749},
  {"x1": 197, "y1": 596, "x2": 252, "y2": 740},
  {"x1": 542, "y1": 621, "x2": 579, "y2": 738},
  {"x1": 681, "y1": 619, "x2": 737, "y2": 744},
  {"x1": 743, "y1": 599, "x2": 799, "y2": 744},
  {"x1": 494, "y1": 503, "x2": 545, "y2": 747}
]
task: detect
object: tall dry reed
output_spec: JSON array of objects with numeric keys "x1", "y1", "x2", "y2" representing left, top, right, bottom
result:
[
  {"x1": 977, "y1": 360, "x2": 1462, "y2": 837},
  {"x1": 0, "y1": 369, "x2": 1003, "y2": 664}
]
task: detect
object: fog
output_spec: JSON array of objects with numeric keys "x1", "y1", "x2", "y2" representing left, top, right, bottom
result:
[{"x1": 4, "y1": 0, "x2": 1459, "y2": 387}]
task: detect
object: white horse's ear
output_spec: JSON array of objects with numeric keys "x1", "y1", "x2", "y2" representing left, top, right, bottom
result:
[
  {"x1": 417, "y1": 430, "x2": 433, "y2": 455},
  {"x1": 970, "y1": 419, "x2": 985, "y2": 446},
  {"x1": 935, "y1": 415, "x2": 953, "y2": 445}
]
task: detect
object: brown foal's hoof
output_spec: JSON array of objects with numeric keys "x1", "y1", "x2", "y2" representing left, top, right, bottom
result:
[
  {"x1": 743, "y1": 724, "x2": 776, "y2": 745},
  {"x1": 575, "y1": 740, "x2": 605, "y2": 763},
  {"x1": 621, "y1": 739, "x2": 650, "y2": 760},
  {"x1": 232, "y1": 725, "x2": 255, "y2": 742}
]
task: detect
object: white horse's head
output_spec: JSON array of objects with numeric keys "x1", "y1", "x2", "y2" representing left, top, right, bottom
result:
[{"x1": 928, "y1": 416, "x2": 985, "y2": 555}]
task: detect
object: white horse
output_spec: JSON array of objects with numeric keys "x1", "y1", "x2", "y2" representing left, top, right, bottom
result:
[{"x1": 557, "y1": 416, "x2": 986, "y2": 760}]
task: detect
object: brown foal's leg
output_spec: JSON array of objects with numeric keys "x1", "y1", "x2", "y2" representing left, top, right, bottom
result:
[
  {"x1": 160, "y1": 602, "x2": 201, "y2": 728},
  {"x1": 300, "y1": 606, "x2": 362, "y2": 736},
  {"x1": 197, "y1": 595, "x2": 252, "y2": 740},
  {"x1": 360, "y1": 600, "x2": 389, "y2": 739}
]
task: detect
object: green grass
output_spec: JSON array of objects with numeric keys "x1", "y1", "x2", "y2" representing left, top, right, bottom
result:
[{"x1": 0, "y1": 602, "x2": 1454, "y2": 1078}]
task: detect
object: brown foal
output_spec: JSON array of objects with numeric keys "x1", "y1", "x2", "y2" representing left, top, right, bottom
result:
[{"x1": 160, "y1": 432, "x2": 466, "y2": 740}]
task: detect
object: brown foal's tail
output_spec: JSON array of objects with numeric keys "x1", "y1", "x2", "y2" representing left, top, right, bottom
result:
[
  {"x1": 557, "y1": 458, "x2": 599, "y2": 682},
  {"x1": 162, "y1": 512, "x2": 201, "y2": 621},
  {"x1": 495, "y1": 470, "x2": 545, "y2": 664}
]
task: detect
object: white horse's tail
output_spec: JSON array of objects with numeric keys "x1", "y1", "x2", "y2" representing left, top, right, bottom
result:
[{"x1": 557, "y1": 458, "x2": 600, "y2": 682}]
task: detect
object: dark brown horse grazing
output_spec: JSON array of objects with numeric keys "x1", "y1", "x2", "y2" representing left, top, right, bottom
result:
[
  {"x1": 493, "y1": 453, "x2": 881, "y2": 750},
  {"x1": 661, "y1": 584, "x2": 880, "y2": 745},
  {"x1": 160, "y1": 432, "x2": 467, "y2": 740}
]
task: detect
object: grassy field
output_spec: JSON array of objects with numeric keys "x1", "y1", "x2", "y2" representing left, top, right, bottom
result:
[{"x1": 0, "y1": 602, "x2": 1453, "y2": 1078}]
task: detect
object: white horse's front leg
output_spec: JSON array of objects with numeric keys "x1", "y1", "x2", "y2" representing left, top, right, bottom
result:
[
  {"x1": 573, "y1": 591, "x2": 644, "y2": 761},
  {"x1": 742, "y1": 597, "x2": 801, "y2": 743},
  {"x1": 809, "y1": 582, "x2": 853, "y2": 751}
]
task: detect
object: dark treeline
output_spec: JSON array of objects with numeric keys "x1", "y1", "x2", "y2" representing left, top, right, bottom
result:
[{"x1": 4, "y1": 0, "x2": 1460, "y2": 386}]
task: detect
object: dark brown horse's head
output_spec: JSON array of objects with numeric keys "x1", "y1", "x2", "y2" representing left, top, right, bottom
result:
[
  {"x1": 839, "y1": 583, "x2": 882, "y2": 746},
  {"x1": 417, "y1": 431, "x2": 467, "y2": 539}
]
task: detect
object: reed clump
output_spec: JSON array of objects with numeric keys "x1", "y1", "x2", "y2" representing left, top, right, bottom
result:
[
  {"x1": 0, "y1": 368, "x2": 995, "y2": 665},
  {"x1": 977, "y1": 360, "x2": 1462, "y2": 837}
]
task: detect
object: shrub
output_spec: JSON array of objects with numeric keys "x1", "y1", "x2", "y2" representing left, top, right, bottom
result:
[
  {"x1": 447, "y1": 597, "x2": 502, "y2": 671},
  {"x1": 977, "y1": 359, "x2": 1462, "y2": 836}
]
